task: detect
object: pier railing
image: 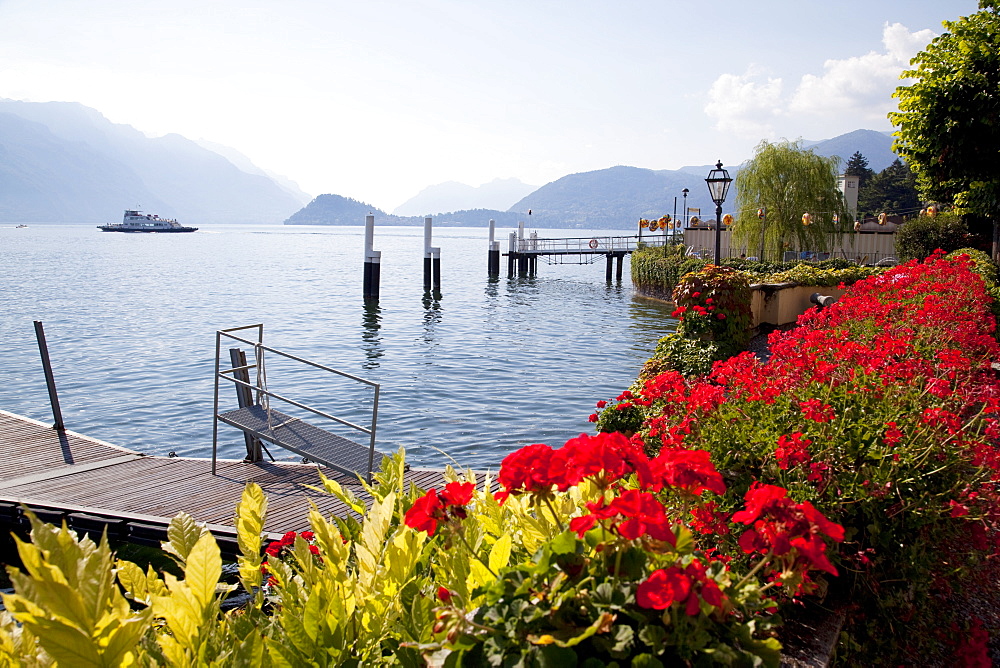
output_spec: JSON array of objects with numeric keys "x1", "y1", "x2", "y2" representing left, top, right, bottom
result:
[
  {"x1": 515, "y1": 234, "x2": 679, "y2": 254},
  {"x1": 212, "y1": 324, "x2": 382, "y2": 481}
]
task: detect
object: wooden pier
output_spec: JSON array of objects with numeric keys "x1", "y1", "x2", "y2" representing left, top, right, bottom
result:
[
  {"x1": 504, "y1": 233, "x2": 677, "y2": 280},
  {"x1": 0, "y1": 409, "x2": 487, "y2": 556}
]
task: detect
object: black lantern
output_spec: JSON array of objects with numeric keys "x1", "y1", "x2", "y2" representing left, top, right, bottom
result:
[{"x1": 705, "y1": 161, "x2": 732, "y2": 265}]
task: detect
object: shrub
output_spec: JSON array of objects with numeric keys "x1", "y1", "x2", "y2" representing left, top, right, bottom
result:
[
  {"x1": 759, "y1": 264, "x2": 881, "y2": 287},
  {"x1": 895, "y1": 211, "x2": 969, "y2": 261},
  {"x1": 723, "y1": 257, "x2": 856, "y2": 275},
  {"x1": 641, "y1": 333, "x2": 722, "y2": 379},
  {"x1": 671, "y1": 265, "x2": 753, "y2": 356},
  {"x1": 630, "y1": 245, "x2": 706, "y2": 300}
]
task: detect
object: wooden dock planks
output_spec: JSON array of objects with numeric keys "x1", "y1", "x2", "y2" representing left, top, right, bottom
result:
[{"x1": 0, "y1": 410, "x2": 496, "y2": 540}]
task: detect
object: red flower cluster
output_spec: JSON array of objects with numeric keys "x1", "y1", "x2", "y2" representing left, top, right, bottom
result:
[
  {"x1": 497, "y1": 432, "x2": 650, "y2": 503},
  {"x1": 636, "y1": 558, "x2": 725, "y2": 614},
  {"x1": 404, "y1": 481, "x2": 476, "y2": 536},
  {"x1": 799, "y1": 399, "x2": 834, "y2": 423},
  {"x1": 569, "y1": 488, "x2": 675, "y2": 542},
  {"x1": 265, "y1": 530, "x2": 317, "y2": 558},
  {"x1": 733, "y1": 484, "x2": 844, "y2": 576},
  {"x1": 774, "y1": 433, "x2": 812, "y2": 471},
  {"x1": 261, "y1": 530, "x2": 320, "y2": 585}
]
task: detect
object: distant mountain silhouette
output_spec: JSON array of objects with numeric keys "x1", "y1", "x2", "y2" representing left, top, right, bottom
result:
[
  {"x1": 289, "y1": 128, "x2": 902, "y2": 230},
  {"x1": 194, "y1": 138, "x2": 312, "y2": 206},
  {"x1": 0, "y1": 98, "x2": 306, "y2": 224},
  {"x1": 285, "y1": 194, "x2": 521, "y2": 227},
  {"x1": 804, "y1": 129, "x2": 898, "y2": 172},
  {"x1": 508, "y1": 166, "x2": 718, "y2": 229},
  {"x1": 393, "y1": 178, "x2": 537, "y2": 216},
  {"x1": 503, "y1": 130, "x2": 901, "y2": 229}
]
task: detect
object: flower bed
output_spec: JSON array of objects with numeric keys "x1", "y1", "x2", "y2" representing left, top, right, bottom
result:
[{"x1": 600, "y1": 251, "x2": 1000, "y2": 662}]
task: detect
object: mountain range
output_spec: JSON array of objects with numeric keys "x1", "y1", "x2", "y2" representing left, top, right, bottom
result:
[
  {"x1": 0, "y1": 98, "x2": 307, "y2": 224},
  {"x1": 287, "y1": 129, "x2": 900, "y2": 230},
  {"x1": 0, "y1": 97, "x2": 901, "y2": 229},
  {"x1": 392, "y1": 178, "x2": 537, "y2": 217}
]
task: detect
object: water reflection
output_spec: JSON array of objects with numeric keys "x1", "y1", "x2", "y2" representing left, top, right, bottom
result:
[
  {"x1": 421, "y1": 292, "x2": 442, "y2": 344},
  {"x1": 361, "y1": 301, "x2": 383, "y2": 369},
  {"x1": 627, "y1": 296, "x2": 678, "y2": 355},
  {"x1": 484, "y1": 276, "x2": 500, "y2": 299}
]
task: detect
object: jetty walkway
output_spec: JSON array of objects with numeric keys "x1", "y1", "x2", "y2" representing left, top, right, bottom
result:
[
  {"x1": 0, "y1": 409, "x2": 485, "y2": 555},
  {"x1": 505, "y1": 233, "x2": 677, "y2": 280}
]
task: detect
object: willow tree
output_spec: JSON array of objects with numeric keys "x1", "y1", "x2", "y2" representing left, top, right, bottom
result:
[{"x1": 731, "y1": 140, "x2": 850, "y2": 262}]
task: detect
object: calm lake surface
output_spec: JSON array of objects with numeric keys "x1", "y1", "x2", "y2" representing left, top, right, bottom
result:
[{"x1": 0, "y1": 223, "x2": 676, "y2": 470}]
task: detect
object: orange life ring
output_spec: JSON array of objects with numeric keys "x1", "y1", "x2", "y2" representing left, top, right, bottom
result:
[{"x1": 589, "y1": 239, "x2": 599, "y2": 249}]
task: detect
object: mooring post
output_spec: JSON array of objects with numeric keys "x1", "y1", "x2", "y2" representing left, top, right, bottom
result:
[
  {"x1": 423, "y1": 217, "x2": 433, "y2": 291},
  {"x1": 32, "y1": 321, "x2": 65, "y2": 431},
  {"x1": 363, "y1": 214, "x2": 381, "y2": 300},
  {"x1": 507, "y1": 232, "x2": 516, "y2": 277},
  {"x1": 488, "y1": 219, "x2": 500, "y2": 276},
  {"x1": 432, "y1": 247, "x2": 441, "y2": 290}
]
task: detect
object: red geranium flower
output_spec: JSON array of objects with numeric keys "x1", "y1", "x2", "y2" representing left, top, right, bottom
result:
[
  {"x1": 405, "y1": 490, "x2": 446, "y2": 535},
  {"x1": 636, "y1": 567, "x2": 691, "y2": 610}
]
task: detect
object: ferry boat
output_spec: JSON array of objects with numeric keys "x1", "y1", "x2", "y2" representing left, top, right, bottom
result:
[{"x1": 98, "y1": 210, "x2": 198, "y2": 233}]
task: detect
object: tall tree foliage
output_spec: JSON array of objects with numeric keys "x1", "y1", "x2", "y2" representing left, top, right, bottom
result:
[
  {"x1": 845, "y1": 151, "x2": 875, "y2": 191},
  {"x1": 890, "y1": 1, "x2": 1000, "y2": 252},
  {"x1": 732, "y1": 140, "x2": 849, "y2": 262},
  {"x1": 858, "y1": 159, "x2": 922, "y2": 218}
]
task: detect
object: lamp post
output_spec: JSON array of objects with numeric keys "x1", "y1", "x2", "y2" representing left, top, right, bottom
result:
[
  {"x1": 681, "y1": 188, "x2": 689, "y2": 228},
  {"x1": 705, "y1": 161, "x2": 732, "y2": 265}
]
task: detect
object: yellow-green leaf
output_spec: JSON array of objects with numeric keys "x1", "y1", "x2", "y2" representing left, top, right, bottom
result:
[
  {"x1": 164, "y1": 513, "x2": 205, "y2": 565},
  {"x1": 489, "y1": 533, "x2": 512, "y2": 573},
  {"x1": 184, "y1": 533, "x2": 222, "y2": 609}
]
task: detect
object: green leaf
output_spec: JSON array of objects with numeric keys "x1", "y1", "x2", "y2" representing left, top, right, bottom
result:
[
  {"x1": 549, "y1": 531, "x2": 579, "y2": 556},
  {"x1": 489, "y1": 533, "x2": 512, "y2": 573},
  {"x1": 116, "y1": 559, "x2": 149, "y2": 604},
  {"x1": 163, "y1": 512, "x2": 206, "y2": 565},
  {"x1": 23, "y1": 617, "x2": 102, "y2": 667},
  {"x1": 236, "y1": 483, "x2": 267, "y2": 589},
  {"x1": 184, "y1": 532, "x2": 222, "y2": 609},
  {"x1": 631, "y1": 654, "x2": 665, "y2": 668}
]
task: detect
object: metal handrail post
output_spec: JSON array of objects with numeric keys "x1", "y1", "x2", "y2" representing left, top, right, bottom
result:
[
  {"x1": 33, "y1": 321, "x2": 64, "y2": 431},
  {"x1": 212, "y1": 330, "x2": 221, "y2": 474},
  {"x1": 367, "y1": 384, "x2": 380, "y2": 482}
]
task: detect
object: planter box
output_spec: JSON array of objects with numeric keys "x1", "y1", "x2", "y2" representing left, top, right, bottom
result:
[{"x1": 750, "y1": 283, "x2": 847, "y2": 327}]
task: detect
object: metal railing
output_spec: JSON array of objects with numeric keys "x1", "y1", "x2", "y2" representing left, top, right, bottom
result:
[
  {"x1": 515, "y1": 234, "x2": 678, "y2": 254},
  {"x1": 211, "y1": 324, "x2": 380, "y2": 477}
]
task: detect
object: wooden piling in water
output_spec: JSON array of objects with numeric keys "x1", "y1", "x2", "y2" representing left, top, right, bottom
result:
[
  {"x1": 488, "y1": 219, "x2": 500, "y2": 276},
  {"x1": 363, "y1": 214, "x2": 381, "y2": 300}
]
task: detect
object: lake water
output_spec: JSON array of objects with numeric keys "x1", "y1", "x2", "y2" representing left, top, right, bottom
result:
[{"x1": 0, "y1": 223, "x2": 676, "y2": 470}]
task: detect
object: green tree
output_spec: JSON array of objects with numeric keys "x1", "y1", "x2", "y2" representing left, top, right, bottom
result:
[
  {"x1": 890, "y1": 1, "x2": 1000, "y2": 255},
  {"x1": 857, "y1": 158, "x2": 921, "y2": 218},
  {"x1": 894, "y1": 211, "x2": 969, "y2": 261},
  {"x1": 845, "y1": 151, "x2": 875, "y2": 190},
  {"x1": 732, "y1": 139, "x2": 849, "y2": 262}
]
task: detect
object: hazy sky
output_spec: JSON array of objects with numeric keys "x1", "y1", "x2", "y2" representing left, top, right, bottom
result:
[{"x1": 0, "y1": 0, "x2": 978, "y2": 209}]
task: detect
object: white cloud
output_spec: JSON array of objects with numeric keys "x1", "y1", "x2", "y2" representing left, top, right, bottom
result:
[
  {"x1": 705, "y1": 23, "x2": 937, "y2": 138},
  {"x1": 703, "y1": 66, "x2": 784, "y2": 138},
  {"x1": 789, "y1": 23, "x2": 936, "y2": 119}
]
